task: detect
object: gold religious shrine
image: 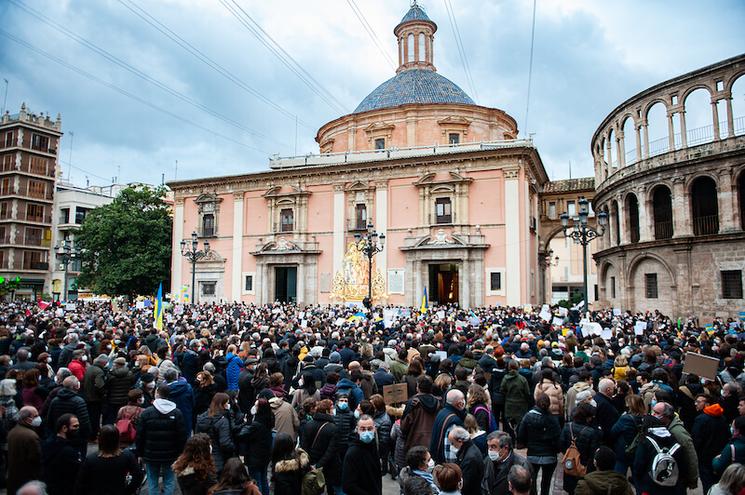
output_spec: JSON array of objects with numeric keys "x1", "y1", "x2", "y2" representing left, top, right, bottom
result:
[{"x1": 330, "y1": 241, "x2": 386, "y2": 303}]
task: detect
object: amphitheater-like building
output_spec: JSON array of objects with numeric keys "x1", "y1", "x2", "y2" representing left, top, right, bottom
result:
[{"x1": 591, "y1": 54, "x2": 745, "y2": 320}]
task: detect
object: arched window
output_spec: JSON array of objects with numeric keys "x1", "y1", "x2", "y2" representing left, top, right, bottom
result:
[
  {"x1": 607, "y1": 129, "x2": 616, "y2": 168},
  {"x1": 280, "y1": 208, "x2": 294, "y2": 232},
  {"x1": 418, "y1": 33, "x2": 426, "y2": 62},
  {"x1": 733, "y1": 75, "x2": 745, "y2": 137},
  {"x1": 684, "y1": 88, "x2": 714, "y2": 146},
  {"x1": 622, "y1": 117, "x2": 636, "y2": 165},
  {"x1": 407, "y1": 33, "x2": 414, "y2": 63},
  {"x1": 646, "y1": 102, "x2": 668, "y2": 156},
  {"x1": 691, "y1": 176, "x2": 719, "y2": 235},
  {"x1": 399, "y1": 37, "x2": 404, "y2": 65},
  {"x1": 626, "y1": 194, "x2": 640, "y2": 243},
  {"x1": 652, "y1": 185, "x2": 673, "y2": 239}
]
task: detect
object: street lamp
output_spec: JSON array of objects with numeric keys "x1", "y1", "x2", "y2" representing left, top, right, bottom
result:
[
  {"x1": 561, "y1": 197, "x2": 607, "y2": 313},
  {"x1": 55, "y1": 239, "x2": 80, "y2": 301},
  {"x1": 180, "y1": 231, "x2": 210, "y2": 304},
  {"x1": 353, "y1": 222, "x2": 385, "y2": 309}
]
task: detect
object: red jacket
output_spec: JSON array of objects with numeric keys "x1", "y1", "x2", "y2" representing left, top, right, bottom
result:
[{"x1": 68, "y1": 359, "x2": 87, "y2": 381}]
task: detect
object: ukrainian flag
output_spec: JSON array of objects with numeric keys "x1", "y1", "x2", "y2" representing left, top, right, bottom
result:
[
  {"x1": 154, "y1": 282, "x2": 163, "y2": 330},
  {"x1": 420, "y1": 287, "x2": 428, "y2": 313}
]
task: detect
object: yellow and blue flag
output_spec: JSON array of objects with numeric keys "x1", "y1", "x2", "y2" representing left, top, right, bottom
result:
[
  {"x1": 420, "y1": 287, "x2": 428, "y2": 313},
  {"x1": 154, "y1": 282, "x2": 163, "y2": 330}
]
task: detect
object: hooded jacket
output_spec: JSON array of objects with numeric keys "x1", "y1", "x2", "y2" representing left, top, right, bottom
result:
[
  {"x1": 45, "y1": 388, "x2": 91, "y2": 444},
  {"x1": 273, "y1": 449, "x2": 310, "y2": 495},
  {"x1": 269, "y1": 396, "x2": 299, "y2": 441},
  {"x1": 300, "y1": 412, "x2": 339, "y2": 484},
  {"x1": 400, "y1": 392, "x2": 439, "y2": 451},
  {"x1": 335, "y1": 378, "x2": 364, "y2": 411},
  {"x1": 501, "y1": 370, "x2": 531, "y2": 422},
  {"x1": 565, "y1": 381, "x2": 592, "y2": 420},
  {"x1": 225, "y1": 353, "x2": 243, "y2": 392},
  {"x1": 167, "y1": 379, "x2": 194, "y2": 429},
  {"x1": 135, "y1": 398, "x2": 187, "y2": 463},
  {"x1": 666, "y1": 414, "x2": 699, "y2": 486},
  {"x1": 691, "y1": 403, "x2": 730, "y2": 466},
  {"x1": 516, "y1": 406, "x2": 561, "y2": 457},
  {"x1": 575, "y1": 469, "x2": 634, "y2": 495},
  {"x1": 82, "y1": 363, "x2": 106, "y2": 402},
  {"x1": 196, "y1": 411, "x2": 236, "y2": 473},
  {"x1": 106, "y1": 366, "x2": 134, "y2": 405},
  {"x1": 42, "y1": 435, "x2": 82, "y2": 495}
]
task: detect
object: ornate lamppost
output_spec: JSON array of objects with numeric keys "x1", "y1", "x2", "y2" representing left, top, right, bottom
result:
[
  {"x1": 55, "y1": 239, "x2": 80, "y2": 301},
  {"x1": 180, "y1": 231, "x2": 210, "y2": 304},
  {"x1": 354, "y1": 223, "x2": 385, "y2": 309},
  {"x1": 560, "y1": 198, "x2": 608, "y2": 313}
]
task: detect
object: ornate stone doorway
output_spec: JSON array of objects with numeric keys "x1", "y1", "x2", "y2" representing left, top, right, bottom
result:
[{"x1": 274, "y1": 266, "x2": 297, "y2": 303}]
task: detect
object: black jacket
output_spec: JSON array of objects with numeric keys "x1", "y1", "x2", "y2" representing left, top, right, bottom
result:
[
  {"x1": 106, "y1": 366, "x2": 135, "y2": 406},
  {"x1": 341, "y1": 436, "x2": 382, "y2": 495},
  {"x1": 333, "y1": 409, "x2": 357, "y2": 457},
  {"x1": 45, "y1": 388, "x2": 91, "y2": 445},
  {"x1": 594, "y1": 393, "x2": 620, "y2": 445},
  {"x1": 560, "y1": 421, "x2": 602, "y2": 493},
  {"x1": 75, "y1": 449, "x2": 143, "y2": 495},
  {"x1": 516, "y1": 407, "x2": 561, "y2": 457},
  {"x1": 135, "y1": 399, "x2": 187, "y2": 464},
  {"x1": 237, "y1": 417, "x2": 273, "y2": 469},
  {"x1": 455, "y1": 439, "x2": 484, "y2": 495},
  {"x1": 481, "y1": 452, "x2": 531, "y2": 495},
  {"x1": 632, "y1": 427, "x2": 686, "y2": 495},
  {"x1": 42, "y1": 436, "x2": 82, "y2": 495},
  {"x1": 196, "y1": 411, "x2": 236, "y2": 473},
  {"x1": 273, "y1": 449, "x2": 310, "y2": 495},
  {"x1": 301, "y1": 412, "x2": 340, "y2": 484},
  {"x1": 691, "y1": 409, "x2": 730, "y2": 465}
]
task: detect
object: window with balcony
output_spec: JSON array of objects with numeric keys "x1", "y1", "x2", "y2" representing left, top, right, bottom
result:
[
  {"x1": 23, "y1": 250, "x2": 47, "y2": 270},
  {"x1": 691, "y1": 176, "x2": 719, "y2": 235},
  {"x1": 29, "y1": 156, "x2": 47, "y2": 175},
  {"x1": 202, "y1": 213, "x2": 215, "y2": 237},
  {"x1": 354, "y1": 203, "x2": 367, "y2": 230},
  {"x1": 26, "y1": 204, "x2": 45, "y2": 223},
  {"x1": 59, "y1": 208, "x2": 70, "y2": 224},
  {"x1": 1, "y1": 154, "x2": 13, "y2": 172},
  {"x1": 645, "y1": 273, "x2": 658, "y2": 299},
  {"x1": 75, "y1": 207, "x2": 89, "y2": 224},
  {"x1": 374, "y1": 138, "x2": 385, "y2": 150},
  {"x1": 1, "y1": 178, "x2": 12, "y2": 195},
  {"x1": 0, "y1": 202, "x2": 8, "y2": 219},
  {"x1": 31, "y1": 134, "x2": 49, "y2": 152},
  {"x1": 280, "y1": 208, "x2": 294, "y2": 232},
  {"x1": 448, "y1": 133, "x2": 460, "y2": 145},
  {"x1": 28, "y1": 180, "x2": 46, "y2": 199},
  {"x1": 24, "y1": 227, "x2": 42, "y2": 246},
  {"x1": 435, "y1": 197, "x2": 452, "y2": 224},
  {"x1": 722, "y1": 270, "x2": 743, "y2": 299}
]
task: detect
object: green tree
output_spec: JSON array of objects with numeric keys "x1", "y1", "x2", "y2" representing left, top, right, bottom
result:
[{"x1": 76, "y1": 186, "x2": 172, "y2": 297}]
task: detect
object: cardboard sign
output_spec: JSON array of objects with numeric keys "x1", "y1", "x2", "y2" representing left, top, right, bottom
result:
[
  {"x1": 634, "y1": 322, "x2": 647, "y2": 336},
  {"x1": 383, "y1": 383, "x2": 408, "y2": 405},
  {"x1": 683, "y1": 352, "x2": 720, "y2": 381}
]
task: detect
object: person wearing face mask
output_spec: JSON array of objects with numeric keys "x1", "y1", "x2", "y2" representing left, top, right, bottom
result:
[
  {"x1": 196, "y1": 393, "x2": 236, "y2": 474},
  {"x1": 445, "y1": 426, "x2": 482, "y2": 495},
  {"x1": 7, "y1": 406, "x2": 42, "y2": 495},
  {"x1": 481, "y1": 431, "x2": 530, "y2": 495},
  {"x1": 300, "y1": 399, "x2": 340, "y2": 494},
  {"x1": 398, "y1": 446, "x2": 438, "y2": 495},
  {"x1": 714, "y1": 416, "x2": 745, "y2": 475},
  {"x1": 341, "y1": 415, "x2": 382, "y2": 495},
  {"x1": 430, "y1": 389, "x2": 467, "y2": 464},
  {"x1": 45, "y1": 376, "x2": 91, "y2": 459},
  {"x1": 67, "y1": 350, "x2": 88, "y2": 381},
  {"x1": 649, "y1": 401, "x2": 699, "y2": 490},
  {"x1": 115, "y1": 389, "x2": 145, "y2": 445},
  {"x1": 42, "y1": 413, "x2": 82, "y2": 495}
]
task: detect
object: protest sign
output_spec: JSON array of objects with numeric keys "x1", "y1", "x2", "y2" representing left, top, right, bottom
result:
[
  {"x1": 436, "y1": 310, "x2": 445, "y2": 320},
  {"x1": 552, "y1": 317, "x2": 563, "y2": 327},
  {"x1": 539, "y1": 309, "x2": 551, "y2": 321},
  {"x1": 559, "y1": 307, "x2": 568, "y2": 317},
  {"x1": 383, "y1": 383, "x2": 408, "y2": 405},
  {"x1": 334, "y1": 317, "x2": 346, "y2": 327},
  {"x1": 383, "y1": 309, "x2": 397, "y2": 328},
  {"x1": 601, "y1": 328, "x2": 613, "y2": 340},
  {"x1": 582, "y1": 322, "x2": 603, "y2": 336},
  {"x1": 65, "y1": 303, "x2": 76, "y2": 312},
  {"x1": 613, "y1": 308, "x2": 622, "y2": 316},
  {"x1": 634, "y1": 322, "x2": 647, "y2": 335},
  {"x1": 683, "y1": 352, "x2": 720, "y2": 381},
  {"x1": 434, "y1": 350, "x2": 448, "y2": 361}
]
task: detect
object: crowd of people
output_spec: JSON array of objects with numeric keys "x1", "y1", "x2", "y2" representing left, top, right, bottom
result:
[{"x1": 0, "y1": 299, "x2": 743, "y2": 495}]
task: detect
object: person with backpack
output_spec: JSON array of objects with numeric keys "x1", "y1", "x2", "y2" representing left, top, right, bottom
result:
[
  {"x1": 270, "y1": 432, "x2": 311, "y2": 495},
  {"x1": 196, "y1": 393, "x2": 236, "y2": 475},
  {"x1": 135, "y1": 383, "x2": 188, "y2": 495},
  {"x1": 560, "y1": 402, "x2": 602, "y2": 494},
  {"x1": 467, "y1": 384, "x2": 496, "y2": 434},
  {"x1": 610, "y1": 394, "x2": 646, "y2": 474},
  {"x1": 115, "y1": 389, "x2": 144, "y2": 445},
  {"x1": 632, "y1": 415, "x2": 687, "y2": 495},
  {"x1": 652, "y1": 401, "x2": 699, "y2": 490},
  {"x1": 516, "y1": 393, "x2": 561, "y2": 495},
  {"x1": 713, "y1": 416, "x2": 745, "y2": 475},
  {"x1": 236, "y1": 397, "x2": 273, "y2": 495},
  {"x1": 300, "y1": 399, "x2": 340, "y2": 494},
  {"x1": 75, "y1": 424, "x2": 143, "y2": 495}
]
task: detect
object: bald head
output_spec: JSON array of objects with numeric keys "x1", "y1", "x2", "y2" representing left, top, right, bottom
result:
[
  {"x1": 446, "y1": 389, "x2": 465, "y2": 410},
  {"x1": 62, "y1": 376, "x2": 80, "y2": 391},
  {"x1": 18, "y1": 406, "x2": 39, "y2": 426},
  {"x1": 598, "y1": 378, "x2": 616, "y2": 397}
]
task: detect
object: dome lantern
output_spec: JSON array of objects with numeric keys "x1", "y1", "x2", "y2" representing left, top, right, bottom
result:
[{"x1": 394, "y1": 1, "x2": 437, "y2": 73}]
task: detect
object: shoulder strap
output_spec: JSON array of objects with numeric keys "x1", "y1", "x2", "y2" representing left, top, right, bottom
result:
[
  {"x1": 311, "y1": 422, "x2": 329, "y2": 450},
  {"x1": 732, "y1": 443, "x2": 736, "y2": 461},
  {"x1": 438, "y1": 413, "x2": 457, "y2": 447},
  {"x1": 668, "y1": 443, "x2": 680, "y2": 456},
  {"x1": 646, "y1": 435, "x2": 662, "y2": 454},
  {"x1": 569, "y1": 422, "x2": 575, "y2": 442}
]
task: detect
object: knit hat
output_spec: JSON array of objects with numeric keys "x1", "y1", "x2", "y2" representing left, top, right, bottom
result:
[{"x1": 329, "y1": 352, "x2": 341, "y2": 363}]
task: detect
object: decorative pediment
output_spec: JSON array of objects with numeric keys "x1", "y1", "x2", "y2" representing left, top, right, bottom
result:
[
  {"x1": 416, "y1": 229, "x2": 466, "y2": 247},
  {"x1": 437, "y1": 116, "x2": 472, "y2": 135},
  {"x1": 262, "y1": 185, "x2": 311, "y2": 198},
  {"x1": 196, "y1": 249, "x2": 226, "y2": 263},
  {"x1": 345, "y1": 180, "x2": 371, "y2": 192},
  {"x1": 364, "y1": 121, "x2": 395, "y2": 142},
  {"x1": 414, "y1": 171, "x2": 473, "y2": 187},
  {"x1": 195, "y1": 192, "x2": 223, "y2": 204},
  {"x1": 259, "y1": 237, "x2": 300, "y2": 252},
  {"x1": 320, "y1": 138, "x2": 335, "y2": 154}
]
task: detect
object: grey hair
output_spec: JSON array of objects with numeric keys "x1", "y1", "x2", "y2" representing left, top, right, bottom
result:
[
  {"x1": 55, "y1": 367, "x2": 71, "y2": 384},
  {"x1": 445, "y1": 389, "x2": 465, "y2": 406},
  {"x1": 357, "y1": 414, "x2": 374, "y2": 424},
  {"x1": 449, "y1": 426, "x2": 470, "y2": 442},
  {"x1": 487, "y1": 430, "x2": 512, "y2": 449},
  {"x1": 659, "y1": 402, "x2": 675, "y2": 419},
  {"x1": 17, "y1": 406, "x2": 36, "y2": 423},
  {"x1": 598, "y1": 378, "x2": 615, "y2": 395},
  {"x1": 17, "y1": 480, "x2": 49, "y2": 495},
  {"x1": 62, "y1": 376, "x2": 79, "y2": 390}
]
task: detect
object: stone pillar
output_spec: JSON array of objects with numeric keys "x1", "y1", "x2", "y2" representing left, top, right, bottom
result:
[
  {"x1": 637, "y1": 188, "x2": 652, "y2": 242},
  {"x1": 679, "y1": 111, "x2": 687, "y2": 148},
  {"x1": 333, "y1": 185, "x2": 345, "y2": 275},
  {"x1": 231, "y1": 193, "x2": 244, "y2": 302},
  {"x1": 605, "y1": 138, "x2": 613, "y2": 170},
  {"x1": 712, "y1": 99, "x2": 721, "y2": 141},
  {"x1": 635, "y1": 123, "x2": 643, "y2": 163},
  {"x1": 717, "y1": 170, "x2": 736, "y2": 232},
  {"x1": 616, "y1": 197, "x2": 627, "y2": 245},
  {"x1": 375, "y1": 182, "x2": 388, "y2": 280},
  {"x1": 171, "y1": 199, "x2": 184, "y2": 295},
  {"x1": 616, "y1": 130, "x2": 624, "y2": 167},
  {"x1": 460, "y1": 259, "x2": 471, "y2": 309},
  {"x1": 725, "y1": 96, "x2": 735, "y2": 138},
  {"x1": 296, "y1": 262, "x2": 305, "y2": 305},
  {"x1": 672, "y1": 178, "x2": 692, "y2": 237},
  {"x1": 504, "y1": 168, "x2": 521, "y2": 305},
  {"x1": 642, "y1": 120, "x2": 650, "y2": 159},
  {"x1": 667, "y1": 112, "x2": 676, "y2": 151}
]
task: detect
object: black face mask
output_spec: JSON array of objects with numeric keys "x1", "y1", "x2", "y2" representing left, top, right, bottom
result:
[{"x1": 67, "y1": 428, "x2": 80, "y2": 440}]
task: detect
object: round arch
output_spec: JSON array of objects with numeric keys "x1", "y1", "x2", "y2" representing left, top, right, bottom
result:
[
  {"x1": 725, "y1": 70, "x2": 745, "y2": 93},
  {"x1": 643, "y1": 97, "x2": 670, "y2": 119},
  {"x1": 626, "y1": 253, "x2": 677, "y2": 316},
  {"x1": 685, "y1": 172, "x2": 720, "y2": 194},
  {"x1": 680, "y1": 83, "x2": 714, "y2": 103}
]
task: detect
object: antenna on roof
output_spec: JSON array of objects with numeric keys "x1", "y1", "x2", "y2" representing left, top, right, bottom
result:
[{"x1": 569, "y1": 160, "x2": 572, "y2": 179}]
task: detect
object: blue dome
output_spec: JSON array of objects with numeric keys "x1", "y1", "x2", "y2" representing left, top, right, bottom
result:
[
  {"x1": 396, "y1": 4, "x2": 434, "y2": 30},
  {"x1": 353, "y1": 69, "x2": 475, "y2": 114}
]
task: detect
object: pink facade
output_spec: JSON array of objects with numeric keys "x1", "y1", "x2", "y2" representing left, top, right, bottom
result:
[{"x1": 168, "y1": 4, "x2": 549, "y2": 307}]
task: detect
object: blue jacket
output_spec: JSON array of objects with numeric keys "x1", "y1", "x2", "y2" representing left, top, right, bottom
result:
[
  {"x1": 225, "y1": 353, "x2": 243, "y2": 392},
  {"x1": 168, "y1": 379, "x2": 195, "y2": 430},
  {"x1": 336, "y1": 378, "x2": 364, "y2": 411},
  {"x1": 429, "y1": 403, "x2": 466, "y2": 463}
]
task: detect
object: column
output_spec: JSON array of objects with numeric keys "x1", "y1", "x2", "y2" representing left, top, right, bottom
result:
[
  {"x1": 642, "y1": 121, "x2": 650, "y2": 159},
  {"x1": 711, "y1": 100, "x2": 721, "y2": 141},
  {"x1": 637, "y1": 190, "x2": 652, "y2": 242},
  {"x1": 296, "y1": 262, "x2": 305, "y2": 305},
  {"x1": 616, "y1": 196, "x2": 627, "y2": 245},
  {"x1": 375, "y1": 182, "x2": 388, "y2": 281},
  {"x1": 718, "y1": 170, "x2": 736, "y2": 232},
  {"x1": 672, "y1": 178, "x2": 692, "y2": 237},
  {"x1": 504, "y1": 169, "x2": 521, "y2": 305},
  {"x1": 171, "y1": 199, "x2": 184, "y2": 295},
  {"x1": 635, "y1": 123, "x2": 643, "y2": 163},
  {"x1": 460, "y1": 259, "x2": 471, "y2": 309},
  {"x1": 333, "y1": 186, "x2": 345, "y2": 274},
  {"x1": 667, "y1": 112, "x2": 676, "y2": 151},
  {"x1": 231, "y1": 193, "x2": 243, "y2": 302},
  {"x1": 725, "y1": 97, "x2": 735, "y2": 138},
  {"x1": 616, "y1": 131, "x2": 624, "y2": 167},
  {"x1": 679, "y1": 112, "x2": 687, "y2": 148},
  {"x1": 605, "y1": 139, "x2": 612, "y2": 170}
]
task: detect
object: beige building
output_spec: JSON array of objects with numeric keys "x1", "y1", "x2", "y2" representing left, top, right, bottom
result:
[{"x1": 592, "y1": 54, "x2": 745, "y2": 319}]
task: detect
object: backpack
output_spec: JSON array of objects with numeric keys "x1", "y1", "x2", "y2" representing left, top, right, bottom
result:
[
  {"x1": 116, "y1": 417, "x2": 137, "y2": 443},
  {"x1": 302, "y1": 467, "x2": 326, "y2": 495},
  {"x1": 647, "y1": 435, "x2": 680, "y2": 487},
  {"x1": 562, "y1": 423, "x2": 587, "y2": 477},
  {"x1": 473, "y1": 405, "x2": 498, "y2": 433},
  {"x1": 624, "y1": 415, "x2": 644, "y2": 458}
]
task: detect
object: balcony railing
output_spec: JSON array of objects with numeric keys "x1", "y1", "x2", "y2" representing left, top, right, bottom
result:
[
  {"x1": 693, "y1": 214, "x2": 719, "y2": 236},
  {"x1": 654, "y1": 220, "x2": 674, "y2": 240}
]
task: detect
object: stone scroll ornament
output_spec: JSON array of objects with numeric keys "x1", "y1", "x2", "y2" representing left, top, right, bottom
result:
[{"x1": 330, "y1": 241, "x2": 387, "y2": 303}]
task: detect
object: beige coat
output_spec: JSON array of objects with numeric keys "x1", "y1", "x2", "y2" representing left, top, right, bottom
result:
[{"x1": 534, "y1": 379, "x2": 564, "y2": 416}]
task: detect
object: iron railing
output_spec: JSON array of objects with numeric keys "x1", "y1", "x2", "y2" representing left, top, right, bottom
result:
[{"x1": 693, "y1": 214, "x2": 719, "y2": 236}]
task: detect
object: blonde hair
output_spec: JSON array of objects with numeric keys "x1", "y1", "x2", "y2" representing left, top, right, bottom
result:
[{"x1": 614, "y1": 355, "x2": 628, "y2": 367}]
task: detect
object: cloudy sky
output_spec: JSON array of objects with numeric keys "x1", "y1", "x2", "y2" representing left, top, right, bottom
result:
[{"x1": 1, "y1": 0, "x2": 743, "y2": 188}]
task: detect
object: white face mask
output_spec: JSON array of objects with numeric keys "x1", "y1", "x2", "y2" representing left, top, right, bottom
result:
[
  {"x1": 427, "y1": 458, "x2": 435, "y2": 471},
  {"x1": 250, "y1": 405, "x2": 257, "y2": 416},
  {"x1": 30, "y1": 416, "x2": 42, "y2": 428},
  {"x1": 46, "y1": 357, "x2": 52, "y2": 363},
  {"x1": 81, "y1": 356, "x2": 88, "y2": 362},
  {"x1": 225, "y1": 403, "x2": 231, "y2": 411}
]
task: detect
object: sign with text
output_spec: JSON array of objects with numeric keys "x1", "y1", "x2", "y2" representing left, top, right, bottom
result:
[
  {"x1": 682, "y1": 352, "x2": 720, "y2": 381},
  {"x1": 383, "y1": 383, "x2": 408, "y2": 405}
]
